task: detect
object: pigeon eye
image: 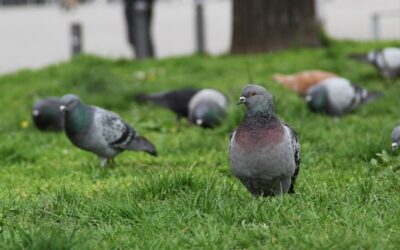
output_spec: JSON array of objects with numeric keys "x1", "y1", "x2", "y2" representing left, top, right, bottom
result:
[{"x1": 250, "y1": 92, "x2": 256, "y2": 96}]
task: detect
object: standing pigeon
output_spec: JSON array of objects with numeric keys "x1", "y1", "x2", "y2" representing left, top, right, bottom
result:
[
  {"x1": 305, "y1": 77, "x2": 383, "y2": 116},
  {"x1": 349, "y1": 48, "x2": 400, "y2": 79},
  {"x1": 60, "y1": 94, "x2": 157, "y2": 167},
  {"x1": 188, "y1": 89, "x2": 228, "y2": 128},
  {"x1": 134, "y1": 88, "x2": 228, "y2": 128},
  {"x1": 273, "y1": 70, "x2": 336, "y2": 96},
  {"x1": 391, "y1": 124, "x2": 400, "y2": 151},
  {"x1": 32, "y1": 97, "x2": 64, "y2": 132},
  {"x1": 229, "y1": 84, "x2": 300, "y2": 197}
]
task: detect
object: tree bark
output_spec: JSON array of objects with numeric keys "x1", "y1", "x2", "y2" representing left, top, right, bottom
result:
[{"x1": 231, "y1": 0, "x2": 320, "y2": 54}]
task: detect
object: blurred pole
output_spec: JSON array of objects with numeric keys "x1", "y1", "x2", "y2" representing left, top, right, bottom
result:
[
  {"x1": 133, "y1": 0, "x2": 151, "y2": 59},
  {"x1": 372, "y1": 13, "x2": 380, "y2": 40},
  {"x1": 195, "y1": 0, "x2": 205, "y2": 53},
  {"x1": 71, "y1": 22, "x2": 83, "y2": 57}
]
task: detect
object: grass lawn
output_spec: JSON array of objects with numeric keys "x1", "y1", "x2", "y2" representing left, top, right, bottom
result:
[{"x1": 0, "y1": 40, "x2": 400, "y2": 249}]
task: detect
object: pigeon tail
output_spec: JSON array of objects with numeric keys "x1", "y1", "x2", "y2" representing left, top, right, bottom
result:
[
  {"x1": 350, "y1": 85, "x2": 383, "y2": 110},
  {"x1": 134, "y1": 92, "x2": 175, "y2": 113},
  {"x1": 288, "y1": 165, "x2": 300, "y2": 194},
  {"x1": 126, "y1": 135, "x2": 158, "y2": 156},
  {"x1": 363, "y1": 90, "x2": 384, "y2": 104},
  {"x1": 348, "y1": 53, "x2": 369, "y2": 63},
  {"x1": 133, "y1": 93, "x2": 160, "y2": 104},
  {"x1": 272, "y1": 73, "x2": 286, "y2": 82},
  {"x1": 133, "y1": 88, "x2": 200, "y2": 118},
  {"x1": 272, "y1": 74, "x2": 293, "y2": 86}
]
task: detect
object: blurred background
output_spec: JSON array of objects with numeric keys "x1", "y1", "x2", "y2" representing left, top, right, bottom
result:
[{"x1": 0, "y1": 0, "x2": 399, "y2": 74}]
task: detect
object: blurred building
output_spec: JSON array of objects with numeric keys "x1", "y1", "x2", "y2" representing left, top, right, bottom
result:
[
  {"x1": 0, "y1": 0, "x2": 399, "y2": 74},
  {"x1": 317, "y1": 0, "x2": 400, "y2": 40}
]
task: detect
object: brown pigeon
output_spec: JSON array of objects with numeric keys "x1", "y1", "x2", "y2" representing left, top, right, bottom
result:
[{"x1": 273, "y1": 70, "x2": 336, "y2": 96}]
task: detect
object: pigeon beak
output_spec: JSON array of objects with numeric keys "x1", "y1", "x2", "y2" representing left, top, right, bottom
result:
[
  {"x1": 59, "y1": 105, "x2": 66, "y2": 111},
  {"x1": 392, "y1": 142, "x2": 398, "y2": 151},
  {"x1": 32, "y1": 110, "x2": 40, "y2": 116},
  {"x1": 196, "y1": 119, "x2": 203, "y2": 125},
  {"x1": 237, "y1": 96, "x2": 247, "y2": 105},
  {"x1": 305, "y1": 95, "x2": 312, "y2": 102}
]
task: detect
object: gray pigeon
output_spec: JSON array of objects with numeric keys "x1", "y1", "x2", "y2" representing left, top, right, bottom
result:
[
  {"x1": 60, "y1": 94, "x2": 157, "y2": 167},
  {"x1": 391, "y1": 124, "x2": 400, "y2": 151},
  {"x1": 188, "y1": 89, "x2": 228, "y2": 128},
  {"x1": 349, "y1": 47, "x2": 400, "y2": 79},
  {"x1": 32, "y1": 97, "x2": 64, "y2": 132},
  {"x1": 306, "y1": 77, "x2": 383, "y2": 116},
  {"x1": 229, "y1": 84, "x2": 300, "y2": 197},
  {"x1": 135, "y1": 88, "x2": 228, "y2": 128}
]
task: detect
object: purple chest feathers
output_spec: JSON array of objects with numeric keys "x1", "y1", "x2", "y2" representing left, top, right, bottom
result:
[{"x1": 235, "y1": 124, "x2": 284, "y2": 149}]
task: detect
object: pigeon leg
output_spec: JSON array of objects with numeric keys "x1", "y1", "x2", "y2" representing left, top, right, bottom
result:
[
  {"x1": 99, "y1": 157, "x2": 109, "y2": 168},
  {"x1": 109, "y1": 158, "x2": 116, "y2": 167},
  {"x1": 385, "y1": 76, "x2": 393, "y2": 85},
  {"x1": 175, "y1": 115, "x2": 182, "y2": 132}
]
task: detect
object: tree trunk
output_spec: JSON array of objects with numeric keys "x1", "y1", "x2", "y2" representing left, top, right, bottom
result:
[{"x1": 231, "y1": 0, "x2": 320, "y2": 54}]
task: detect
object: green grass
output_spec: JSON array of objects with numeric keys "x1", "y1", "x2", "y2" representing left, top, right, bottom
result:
[{"x1": 1, "y1": 40, "x2": 400, "y2": 249}]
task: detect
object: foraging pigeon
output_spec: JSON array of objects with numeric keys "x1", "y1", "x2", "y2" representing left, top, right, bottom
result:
[
  {"x1": 273, "y1": 70, "x2": 336, "y2": 96},
  {"x1": 60, "y1": 94, "x2": 157, "y2": 167},
  {"x1": 32, "y1": 97, "x2": 64, "y2": 132},
  {"x1": 134, "y1": 88, "x2": 200, "y2": 120},
  {"x1": 229, "y1": 84, "x2": 300, "y2": 197},
  {"x1": 349, "y1": 47, "x2": 400, "y2": 79},
  {"x1": 305, "y1": 77, "x2": 383, "y2": 116},
  {"x1": 188, "y1": 89, "x2": 228, "y2": 128},
  {"x1": 135, "y1": 88, "x2": 228, "y2": 128},
  {"x1": 391, "y1": 124, "x2": 400, "y2": 151}
]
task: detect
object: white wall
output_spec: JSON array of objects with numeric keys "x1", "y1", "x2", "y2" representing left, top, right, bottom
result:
[
  {"x1": 0, "y1": 0, "x2": 399, "y2": 74},
  {"x1": 317, "y1": 0, "x2": 400, "y2": 40},
  {"x1": 0, "y1": 1, "x2": 232, "y2": 74}
]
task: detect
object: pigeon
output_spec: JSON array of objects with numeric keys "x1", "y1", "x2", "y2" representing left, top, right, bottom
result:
[
  {"x1": 188, "y1": 89, "x2": 228, "y2": 128},
  {"x1": 60, "y1": 94, "x2": 157, "y2": 167},
  {"x1": 229, "y1": 84, "x2": 300, "y2": 197},
  {"x1": 134, "y1": 88, "x2": 228, "y2": 128},
  {"x1": 305, "y1": 77, "x2": 383, "y2": 116},
  {"x1": 273, "y1": 70, "x2": 336, "y2": 96},
  {"x1": 134, "y1": 88, "x2": 200, "y2": 120},
  {"x1": 391, "y1": 124, "x2": 400, "y2": 151},
  {"x1": 32, "y1": 97, "x2": 64, "y2": 132},
  {"x1": 349, "y1": 47, "x2": 400, "y2": 79}
]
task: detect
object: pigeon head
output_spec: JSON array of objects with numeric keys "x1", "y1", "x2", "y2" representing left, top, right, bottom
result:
[
  {"x1": 191, "y1": 102, "x2": 226, "y2": 128},
  {"x1": 238, "y1": 84, "x2": 275, "y2": 113},
  {"x1": 32, "y1": 107, "x2": 58, "y2": 131},
  {"x1": 32, "y1": 98, "x2": 65, "y2": 131},
  {"x1": 306, "y1": 86, "x2": 328, "y2": 113},
  {"x1": 391, "y1": 125, "x2": 400, "y2": 151},
  {"x1": 60, "y1": 94, "x2": 82, "y2": 112}
]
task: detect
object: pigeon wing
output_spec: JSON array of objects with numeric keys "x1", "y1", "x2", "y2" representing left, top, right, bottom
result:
[
  {"x1": 95, "y1": 107, "x2": 137, "y2": 149},
  {"x1": 228, "y1": 130, "x2": 237, "y2": 151},
  {"x1": 284, "y1": 123, "x2": 300, "y2": 193}
]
